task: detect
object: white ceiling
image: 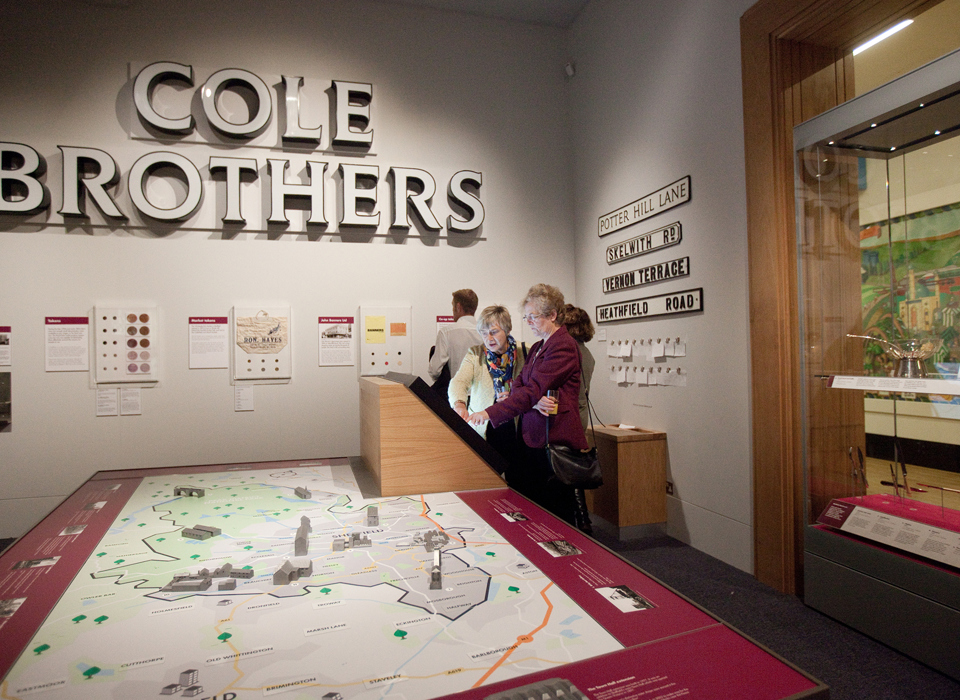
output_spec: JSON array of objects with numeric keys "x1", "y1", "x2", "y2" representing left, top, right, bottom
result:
[{"x1": 382, "y1": 0, "x2": 590, "y2": 28}]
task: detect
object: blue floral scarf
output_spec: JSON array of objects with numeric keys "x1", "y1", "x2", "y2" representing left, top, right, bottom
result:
[{"x1": 485, "y1": 336, "x2": 518, "y2": 395}]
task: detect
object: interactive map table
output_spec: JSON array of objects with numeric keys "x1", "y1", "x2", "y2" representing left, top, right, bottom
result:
[{"x1": 0, "y1": 459, "x2": 827, "y2": 700}]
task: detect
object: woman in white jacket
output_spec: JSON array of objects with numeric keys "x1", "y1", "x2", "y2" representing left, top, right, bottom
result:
[{"x1": 449, "y1": 305, "x2": 525, "y2": 458}]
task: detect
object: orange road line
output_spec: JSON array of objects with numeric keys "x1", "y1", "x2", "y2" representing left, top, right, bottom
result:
[
  {"x1": 420, "y1": 495, "x2": 466, "y2": 544},
  {"x1": 472, "y1": 582, "x2": 554, "y2": 688}
]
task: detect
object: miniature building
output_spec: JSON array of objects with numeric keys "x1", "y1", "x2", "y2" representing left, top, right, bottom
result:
[
  {"x1": 232, "y1": 568, "x2": 254, "y2": 579},
  {"x1": 332, "y1": 532, "x2": 371, "y2": 550},
  {"x1": 212, "y1": 563, "x2": 233, "y2": 577},
  {"x1": 180, "y1": 670, "x2": 199, "y2": 686},
  {"x1": 183, "y1": 685, "x2": 204, "y2": 697},
  {"x1": 167, "y1": 578, "x2": 212, "y2": 592},
  {"x1": 273, "y1": 558, "x2": 312, "y2": 585},
  {"x1": 366, "y1": 505, "x2": 379, "y2": 527},
  {"x1": 424, "y1": 530, "x2": 449, "y2": 552},
  {"x1": 182, "y1": 524, "x2": 221, "y2": 540},
  {"x1": 294, "y1": 486, "x2": 311, "y2": 499},
  {"x1": 182, "y1": 528, "x2": 211, "y2": 540},
  {"x1": 295, "y1": 516, "x2": 312, "y2": 556},
  {"x1": 174, "y1": 486, "x2": 205, "y2": 497},
  {"x1": 350, "y1": 532, "x2": 371, "y2": 548},
  {"x1": 323, "y1": 693, "x2": 344, "y2": 700},
  {"x1": 218, "y1": 578, "x2": 236, "y2": 590},
  {"x1": 274, "y1": 560, "x2": 297, "y2": 585},
  {"x1": 159, "y1": 684, "x2": 181, "y2": 695},
  {"x1": 484, "y1": 678, "x2": 587, "y2": 700},
  {"x1": 430, "y1": 550, "x2": 442, "y2": 590}
]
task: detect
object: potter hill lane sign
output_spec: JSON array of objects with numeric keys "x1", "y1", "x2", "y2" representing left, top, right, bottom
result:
[
  {"x1": 596, "y1": 288, "x2": 703, "y2": 323},
  {"x1": 602, "y1": 256, "x2": 690, "y2": 293},
  {"x1": 598, "y1": 176, "x2": 690, "y2": 237}
]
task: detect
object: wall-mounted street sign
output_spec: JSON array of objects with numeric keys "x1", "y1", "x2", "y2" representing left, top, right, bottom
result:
[
  {"x1": 598, "y1": 176, "x2": 690, "y2": 237},
  {"x1": 596, "y1": 288, "x2": 703, "y2": 323},
  {"x1": 602, "y1": 256, "x2": 690, "y2": 293},
  {"x1": 606, "y1": 222, "x2": 681, "y2": 265}
]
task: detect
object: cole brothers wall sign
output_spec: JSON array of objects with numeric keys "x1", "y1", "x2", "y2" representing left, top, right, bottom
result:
[{"x1": 0, "y1": 62, "x2": 484, "y2": 237}]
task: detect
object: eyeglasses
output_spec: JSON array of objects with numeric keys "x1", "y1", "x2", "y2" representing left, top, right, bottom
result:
[
  {"x1": 480, "y1": 328, "x2": 504, "y2": 337},
  {"x1": 522, "y1": 313, "x2": 543, "y2": 323}
]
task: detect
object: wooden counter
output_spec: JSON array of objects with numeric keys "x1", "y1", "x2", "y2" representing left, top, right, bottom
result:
[
  {"x1": 359, "y1": 376, "x2": 505, "y2": 496},
  {"x1": 586, "y1": 425, "x2": 667, "y2": 527}
]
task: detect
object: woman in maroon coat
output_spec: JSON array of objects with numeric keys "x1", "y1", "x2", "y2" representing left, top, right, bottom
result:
[{"x1": 468, "y1": 284, "x2": 588, "y2": 527}]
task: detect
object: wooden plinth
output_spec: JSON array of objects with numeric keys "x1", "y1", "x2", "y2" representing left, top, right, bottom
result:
[
  {"x1": 359, "y1": 377, "x2": 505, "y2": 496},
  {"x1": 586, "y1": 426, "x2": 667, "y2": 527}
]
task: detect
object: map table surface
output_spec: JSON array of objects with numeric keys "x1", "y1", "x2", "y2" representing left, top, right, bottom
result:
[{"x1": 0, "y1": 458, "x2": 826, "y2": 700}]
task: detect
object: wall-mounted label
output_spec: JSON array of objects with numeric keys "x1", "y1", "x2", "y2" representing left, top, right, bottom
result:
[
  {"x1": 44, "y1": 317, "x2": 89, "y2": 372},
  {"x1": 0, "y1": 326, "x2": 10, "y2": 366},
  {"x1": 596, "y1": 288, "x2": 703, "y2": 323},
  {"x1": 189, "y1": 316, "x2": 229, "y2": 369},
  {"x1": 319, "y1": 316, "x2": 355, "y2": 367},
  {"x1": 598, "y1": 177, "x2": 690, "y2": 237},
  {"x1": 603, "y1": 256, "x2": 690, "y2": 293},
  {"x1": 606, "y1": 222, "x2": 681, "y2": 264}
]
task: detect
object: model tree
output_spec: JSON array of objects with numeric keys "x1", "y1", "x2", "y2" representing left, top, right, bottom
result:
[
  {"x1": 72, "y1": 615, "x2": 87, "y2": 624},
  {"x1": 94, "y1": 615, "x2": 109, "y2": 624},
  {"x1": 33, "y1": 644, "x2": 50, "y2": 655},
  {"x1": 83, "y1": 666, "x2": 101, "y2": 680},
  {"x1": 218, "y1": 632, "x2": 232, "y2": 643},
  {"x1": 394, "y1": 629, "x2": 407, "y2": 641}
]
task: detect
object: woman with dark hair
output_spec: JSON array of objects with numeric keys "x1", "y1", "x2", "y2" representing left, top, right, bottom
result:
[
  {"x1": 563, "y1": 304, "x2": 595, "y2": 432},
  {"x1": 467, "y1": 284, "x2": 588, "y2": 528}
]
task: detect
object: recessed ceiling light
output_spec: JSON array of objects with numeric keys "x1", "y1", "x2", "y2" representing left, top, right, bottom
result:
[{"x1": 853, "y1": 19, "x2": 913, "y2": 56}]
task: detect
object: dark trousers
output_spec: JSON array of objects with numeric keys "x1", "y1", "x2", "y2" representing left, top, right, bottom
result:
[{"x1": 504, "y1": 438, "x2": 578, "y2": 527}]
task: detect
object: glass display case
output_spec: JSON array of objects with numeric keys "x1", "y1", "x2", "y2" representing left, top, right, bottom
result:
[{"x1": 795, "y1": 49, "x2": 960, "y2": 680}]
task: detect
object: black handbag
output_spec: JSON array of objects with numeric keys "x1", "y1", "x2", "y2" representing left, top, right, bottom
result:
[{"x1": 545, "y1": 413, "x2": 603, "y2": 489}]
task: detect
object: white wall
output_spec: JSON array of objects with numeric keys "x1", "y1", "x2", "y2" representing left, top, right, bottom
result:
[
  {"x1": 0, "y1": 0, "x2": 577, "y2": 537},
  {"x1": 568, "y1": 0, "x2": 756, "y2": 571}
]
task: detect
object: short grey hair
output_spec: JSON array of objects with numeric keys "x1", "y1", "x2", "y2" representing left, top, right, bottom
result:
[
  {"x1": 477, "y1": 305, "x2": 512, "y2": 334},
  {"x1": 521, "y1": 284, "x2": 566, "y2": 324}
]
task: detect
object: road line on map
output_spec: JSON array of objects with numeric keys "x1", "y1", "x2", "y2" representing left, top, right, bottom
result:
[{"x1": 471, "y1": 582, "x2": 554, "y2": 687}]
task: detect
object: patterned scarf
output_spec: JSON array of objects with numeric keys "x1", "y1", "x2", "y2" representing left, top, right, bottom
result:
[{"x1": 485, "y1": 336, "x2": 517, "y2": 395}]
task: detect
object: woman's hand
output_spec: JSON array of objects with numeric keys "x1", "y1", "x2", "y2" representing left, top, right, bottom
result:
[
  {"x1": 467, "y1": 410, "x2": 489, "y2": 426},
  {"x1": 535, "y1": 395, "x2": 558, "y2": 416},
  {"x1": 495, "y1": 389, "x2": 510, "y2": 403},
  {"x1": 453, "y1": 401, "x2": 469, "y2": 420}
]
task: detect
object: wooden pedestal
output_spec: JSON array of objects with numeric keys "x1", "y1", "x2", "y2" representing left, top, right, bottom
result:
[
  {"x1": 586, "y1": 426, "x2": 667, "y2": 527},
  {"x1": 359, "y1": 377, "x2": 505, "y2": 496}
]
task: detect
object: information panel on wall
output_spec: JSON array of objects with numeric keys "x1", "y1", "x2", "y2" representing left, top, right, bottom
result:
[{"x1": 359, "y1": 305, "x2": 411, "y2": 376}]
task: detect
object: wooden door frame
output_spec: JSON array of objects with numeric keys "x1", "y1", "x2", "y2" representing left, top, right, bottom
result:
[{"x1": 740, "y1": 0, "x2": 938, "y2": 593}]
